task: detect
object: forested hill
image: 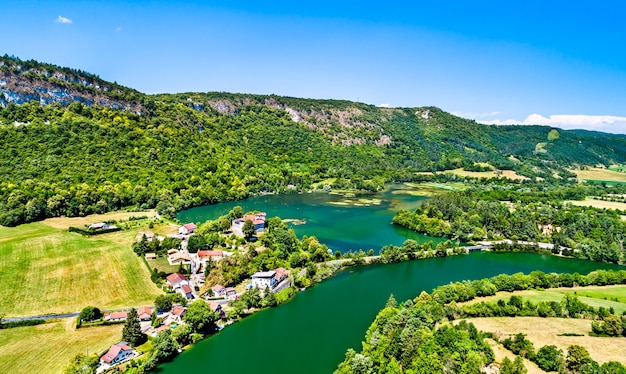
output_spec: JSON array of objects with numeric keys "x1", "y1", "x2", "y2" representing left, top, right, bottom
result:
[{"x1": 1, "y1": 56, "x2": 626, "y2": 226}]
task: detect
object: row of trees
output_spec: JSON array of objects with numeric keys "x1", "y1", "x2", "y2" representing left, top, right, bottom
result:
[
  {"x1": 393, "y1": 181, "x2": 626, "y2": 263},
  {"x1": 502, "y1": 333, "x2": 625, "y2": 374}
]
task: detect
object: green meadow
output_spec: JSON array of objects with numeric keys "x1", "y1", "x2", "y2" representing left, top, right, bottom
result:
[{"x1": 0, "y1": 218, "x2": 164, "y2": 317}]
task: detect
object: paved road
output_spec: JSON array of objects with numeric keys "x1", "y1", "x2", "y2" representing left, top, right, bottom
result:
[
  {"x1": 3, "y1": 305, "x2": 158, "y2": 323},
  {"x1": 3, "y1": 312, "x2": 80, "y2": 323}
]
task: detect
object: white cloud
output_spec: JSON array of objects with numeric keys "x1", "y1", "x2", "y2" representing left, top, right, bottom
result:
[
  {"x1": 115, "y1": 27, "x2": 122, "y2": 32},
  {"x1": 480, "y1": 114, "x2": 626, "y2": 134},
  {"x1": 55, "y1": 15, "x2": 72, "y2": 24},
  {"x1": 377, "y1": 103, "x2": 390, "y2": 108}
]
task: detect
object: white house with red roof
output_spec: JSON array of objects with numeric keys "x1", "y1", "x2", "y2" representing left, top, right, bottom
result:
[
  {"x1": 137, "y1": 307, "x2": 152, "y2": 321},
  {"x1": 181, "y1": 284, "x2": 194, "y2": 299},
  {"x1": 103, "y1": 311, "x2": 128, "y2": 322},
  {"x1": 100, "y1": 342, "x2": 135, "y2": 366},
  {"x1": 212, "y1": 284, "x2": 226, "y2": 297},
  {"x1": 251, "y1": 267, "x2": 289, "y2": 291},
  {"x1": 178, "y1": 223, "x2": 197, "y2": 235},
  {"x1": 166, "y1": 273, "x2": 189, "y2": 289},
  {"x1": 170, "y1": 305, "x2": 187, "y2": 323}
]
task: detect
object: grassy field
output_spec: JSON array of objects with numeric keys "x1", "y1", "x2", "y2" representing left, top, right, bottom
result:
[
  {"x1": 461, "y1": 285, "x2": 626, "y2": 315},
  {"x1": 148, "y1": 256, "x2": 183, "y2": 274},
  {"x1": 0, "y1": 213, "x2": 167, "y2": 317},
  {"x1": 443, "y1": 168, "x2": 529, "y2": 180},
  {"x1": 565, "y1": 197, "x2": 626, "y2": 211},
  {"x1": 40, "y1": 209, "x2": 156, "y2": 230},
  {"x1": 571, "y1": 167, "x2": 626, "y2": 183},
  {"x1": 466, "y1": 317, "x2": 626, "y2": 366},
  {"x1": 0, "y1": 320, "x2": 123, "y2": 374}
]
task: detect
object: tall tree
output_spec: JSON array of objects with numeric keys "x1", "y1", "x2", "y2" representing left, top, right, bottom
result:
[
  {"x1": 567, "y1": 345, "x2": 592, "y2": 373},
  {"x1": 153, "y1": 330, "x2": 178, "y2": 363},
  {"x1": 122, "y1": 308, "x2": 146, "y2": 346},
  {"x1": 242, "y1": 220, "x2": 256, "y2": 240},
  {"x1": 183, "y1": 300, "x2": 218, "y2": 335},
  {"x1": 154, "y1": 294, "x2": 173, "y2": 312}
]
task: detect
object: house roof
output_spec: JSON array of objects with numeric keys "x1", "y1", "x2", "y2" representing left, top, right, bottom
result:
[
  {"x1": 198, "y1": 250, "x2": 223, "y2": 258},
  {"x1": 137, "y1": 306, "x2": 152, "y2": 317},
  {"x1": 212, "y1": 284, "x2": 225, "y2": 292},
  {"x1": 182, "y1": 223, "x2": 197, "y2": 230},
  {"x1": 101, "y1": 344, "x2": 132, "y2": 363},
  {"x1": 274, "y1": 267, "x2": 288, "y2": 281},
  {"x1": 243, "y1": 213, "x2": 266, "y2": 225},
  {"x1": 181, "y1": 284, "x2": 193, "y2": 294},
  {"x1": 106, "y1": 311, "x2": 128, "y2": 320},
  {"x1": 172, "y1": 306, "x2": 186, "y2": 316},
  {"x1": 252, "y1": 270, "x2": 276, "y2": 278},
  {"x1": 166, "y1": 273, "x2": 188, "y2": 284},
  {"x1": 169, "y1": 252, "x2": 191, "y2": 262}
]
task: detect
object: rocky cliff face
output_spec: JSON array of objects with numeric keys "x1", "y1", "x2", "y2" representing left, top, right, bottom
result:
[{"x1": 0, "y1": 56, "x2": 145, "y2": 113}]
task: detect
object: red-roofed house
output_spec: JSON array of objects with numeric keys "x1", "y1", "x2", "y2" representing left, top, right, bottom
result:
[
  {"x1": 231, "y1": 212, "x2": 267, "y2": 237},
  {"x1": 274, "y1": 267, "x2": 289, "y2": 284},
  {"x1": 170, "y1": 305, "x2": 187, "y2": 322},
  {"x1": 166, "y1": 273, "x2": 189, "y2": 289},
  {"x1": 104, "y1": 311, "x2": 128, "y2": 321},
  {"x1": 100, "y1": 342, "x2": 134, "y2": 365},
  {"x1": 212, "y1": 284, "x2": 226, "y2": 297},
  {"x1": 178, "y1": 223, "x2": 197, "y2": 235},
  {"x1": 137, "y1": 307, "x2": 152, "y2": 321},
  {"x1": 197, "y1": 250, "x2": 223, "y2": 260},
  {"x1": 181, "y1": 284, "x2": 194, "y2": 299}
]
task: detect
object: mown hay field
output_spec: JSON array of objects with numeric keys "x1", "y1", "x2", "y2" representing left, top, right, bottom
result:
[
  {"x1": 466, "y1": 317, "x2": 626, "y2": 366},
  {"x1": 0, "y1": 319, "x2": 122, "y2": 374},
  {"x1": 572, "y1": 167, "x2": 626, "y2": 183},
  {"x1": 0, "y1": 215, "x2": 165, "y2": 317}
]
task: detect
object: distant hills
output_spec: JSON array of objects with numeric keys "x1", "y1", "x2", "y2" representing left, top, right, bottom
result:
[{"x1": 1, "y1": 55, "x2": 625, "y2": 226}]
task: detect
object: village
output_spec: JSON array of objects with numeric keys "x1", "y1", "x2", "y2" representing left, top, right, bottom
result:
[{"x1": 92, "y1": 211, "x2": 295, "y2": 373}]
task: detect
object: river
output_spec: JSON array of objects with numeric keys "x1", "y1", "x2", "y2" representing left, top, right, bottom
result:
[
  {"x1": 177, "y1": 188, "x2": 447, "y2": 253},
  {"x1": 159, "y1": 253, "x2": 621, "y2": 373},
  {"x1": 164, "y1": 189, "x2": 623, "y2": 373}
]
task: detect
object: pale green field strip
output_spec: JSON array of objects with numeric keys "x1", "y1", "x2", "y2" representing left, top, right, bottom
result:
[
  {"x1": 461, "y1": 285, "x2": 626, "y2": 315},
  {"x1": 0, "y1": 221, "x2": 163, "y2": 317}
]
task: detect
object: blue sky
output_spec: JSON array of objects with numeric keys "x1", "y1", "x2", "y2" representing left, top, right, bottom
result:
[{"x1": 3, "y1": 1, "x2": 626, "y2": 133}]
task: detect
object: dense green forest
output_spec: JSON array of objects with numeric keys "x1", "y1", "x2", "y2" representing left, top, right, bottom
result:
[
  {"x1": 335, "y1": 269, "x2": 626, "y2": 373},
  {"x1": 393, "y1": 180, "x2": 626, "y2": 263},
  {"x1": 2, "y1": 56, "x2": 626, "y2": 226}
]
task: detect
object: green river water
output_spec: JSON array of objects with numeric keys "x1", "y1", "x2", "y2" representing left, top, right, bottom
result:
[
  {"x1": 163, "y1": 190, "x2": 623, "y2": 373},
  {"x1": 176, "y1": 188, "x2": 446, "y2": 253}
]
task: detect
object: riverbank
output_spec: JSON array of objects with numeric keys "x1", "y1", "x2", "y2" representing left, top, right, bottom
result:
[{"x1": 157, "y1": 252, "x2": 624, "y2": 374}]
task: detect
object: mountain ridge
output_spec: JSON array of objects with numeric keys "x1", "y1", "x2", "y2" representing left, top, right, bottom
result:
[{"x1": 1, "y1": 56, "x2": 626, "y2": 226}]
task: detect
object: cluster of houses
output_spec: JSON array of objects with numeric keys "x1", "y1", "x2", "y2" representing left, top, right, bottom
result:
[
  {"x1": 98, "y1": 304, "x2": 189, "y2": 372},
  {"x1": 98, "y1": 213, "x2": 294, "y2": 371},
  {"x1": 231, "y1": 212, "x2": 266, "y2": 237},
  {"x1": 166, "y1": 272, "x2": 195, "y2": 300}
]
